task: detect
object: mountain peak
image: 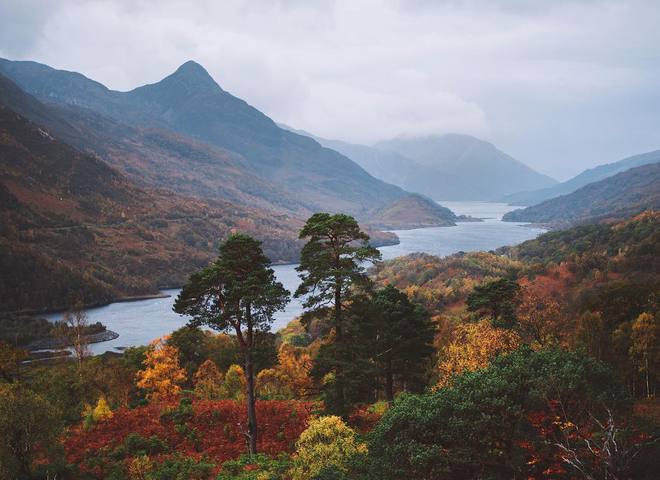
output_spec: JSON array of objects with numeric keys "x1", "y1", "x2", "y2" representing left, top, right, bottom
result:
[{"x1": 168, "y1": 60, "x2": 219, "y2": 90}]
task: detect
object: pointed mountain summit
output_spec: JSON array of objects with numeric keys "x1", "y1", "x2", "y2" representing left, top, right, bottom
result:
[
  {"x1": 0, "y1": 57, "x2": 426, "y2": 219},
  {"x1": 131, "y1": 60, "x2": 223, "y2": 99}
]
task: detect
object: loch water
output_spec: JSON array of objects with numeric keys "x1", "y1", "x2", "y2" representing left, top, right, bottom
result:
[{"x1": 45, "y1": 202, "x2": 545, "y2": 354}]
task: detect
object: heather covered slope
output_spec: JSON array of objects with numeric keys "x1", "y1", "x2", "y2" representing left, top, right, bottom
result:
[
  {"x1": 0, "y1": 106, "x2": 302, "y2": 312},
  {"x1": 0, "y1": 58, "x2": 411, "y2": 218},
  {"x1": 502, "y1": 163, "x2": 660, "y2": 226},
  {"x1": 503, "y1": 150, "x2": 660, "y2": 206}
]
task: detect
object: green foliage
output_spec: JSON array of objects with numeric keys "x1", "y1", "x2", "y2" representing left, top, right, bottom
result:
[
  {"x1": 0, "y1": 384, "x2": 62, "y2": 479},
  {"x1": 122, "y1": 433, "x2": 168, "y2": 457},
  {"x1": 295, "y1": 212, "x2": 381, "y2": 329},
  {"x1": 467, "y1": 277, "x2": 521, "y2": 328},
  {"x1": 145, "y1": 454, "x2": 215, "y2": 480},
  {"x1": 296, "y1": 213, "x2": 380, "y2": 413},
  {"x1": 174, "y1": 233, "x2": 290, "y2": 336},
  {"x1": 367, "y1": 347, "x2": 626, "y2": 480},
  {"x1": 352, "y1": 285, "x2": 436, "y2": 401},
  {"x1": 216, "y1": 453, "x2": 292, "y2": 480}
]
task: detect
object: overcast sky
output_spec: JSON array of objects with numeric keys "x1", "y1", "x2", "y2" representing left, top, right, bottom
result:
[{"x1": 1, "y1": 0, "x2": 659, "y2": 179}]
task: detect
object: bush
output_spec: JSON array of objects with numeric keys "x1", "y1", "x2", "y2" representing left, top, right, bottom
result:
[{"x1": 289, "y1": 416, "x2": 367, "y2": 480}]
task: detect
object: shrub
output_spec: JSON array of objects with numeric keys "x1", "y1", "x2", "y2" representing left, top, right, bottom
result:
[{"x1": 289, "y1": 416, "x2": 367, "y2": 480}]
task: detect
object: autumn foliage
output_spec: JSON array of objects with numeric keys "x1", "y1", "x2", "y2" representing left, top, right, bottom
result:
[
  {"x1": 136, "y1": 337, "x2": 186, "y2": 401},
  {"x1": 65, "y1": 399, "x2": 313, "y2": 477}
]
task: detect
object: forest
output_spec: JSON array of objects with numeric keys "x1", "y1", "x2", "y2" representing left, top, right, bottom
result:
[{"x1": 1, "y1": 211, "x2": 658, "y2": 480}]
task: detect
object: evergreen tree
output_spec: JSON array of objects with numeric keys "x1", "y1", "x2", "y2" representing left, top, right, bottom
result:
[
  {"x1": 467, "y1": 277, "x2": 521, "y2": 328},
  {"x1": 295, "y1": 213, "x2": 380, "y2": 413},
  {"x1": 353, "y1": 286, "x2": 435, "y2": 402},
  {"x1": 174, "y1": 233, "x2": 289, "y2": 454}
]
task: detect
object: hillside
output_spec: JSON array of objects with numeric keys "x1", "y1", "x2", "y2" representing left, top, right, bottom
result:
[
  {"x1": 0, "y1": 58, "x2": 418, "y2": 219},
  {"x1": 0, "y1": 73, "x2": 309, "y2": 214},
  {"x1": 502, "y1": 163, "x2": 660, "y2": 226},
  {"x1": 503, "y1": 150, "x2": 660, "y2": 206},
  {"x1": 373, "y1": 134, "x2": 557, "y2": 200},
  {"x1": 370, "y1": 194, "x2": 457, "y2": 230},
  {"x1": 0, "y1": 105, "x2": 302, "y2": 313}
]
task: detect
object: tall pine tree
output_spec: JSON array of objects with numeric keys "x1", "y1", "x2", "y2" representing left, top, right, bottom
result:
[
  {"x1": 296, "y1": 213, "x2": 380, "y2": 413},
  {"x1": 173, "y1": 233, "x2": 289, "y2": 454}
]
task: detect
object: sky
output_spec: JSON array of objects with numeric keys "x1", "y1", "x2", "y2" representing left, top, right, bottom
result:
[{"x1": 1, "y1": 0, "x2": 659, "y2": 180}]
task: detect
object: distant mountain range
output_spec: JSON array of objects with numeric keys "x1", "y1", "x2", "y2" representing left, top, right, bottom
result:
[
  {"x1": 282, "y1": 126, "x2": 556, "y2": 201},
  {"x1": 502, "y1": 150, "x2": 660, "y2": 206},
  {"x1": 502, "y1": 162, "x2": 660, "y2": 226},
  {"x1": 0, "y1": 59, "x2": 464, "y2": 311},
  {"x1": 0, "y1": 58, "x2": 439, "y2": 221}
]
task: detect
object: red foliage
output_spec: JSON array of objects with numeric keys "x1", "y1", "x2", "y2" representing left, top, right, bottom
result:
[
  {"x1": 65, "y1": 399, "x2": 313, "y2": 473},
  {"x1": 347, "y1": 406, "x2": 384, "y2": 434}
]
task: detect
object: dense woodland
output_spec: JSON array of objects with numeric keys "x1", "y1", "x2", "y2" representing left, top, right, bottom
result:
[{"x1": 1, "y1": 211, "x2": 658, "y2": 479}]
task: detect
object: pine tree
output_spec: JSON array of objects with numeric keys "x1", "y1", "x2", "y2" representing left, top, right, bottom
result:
[
  {"x1": 295, "y1": 213, "x2": 380, "y2": 414},
  {"x1": 174, "y1": 233, "x2": 289, "y2": 454}
]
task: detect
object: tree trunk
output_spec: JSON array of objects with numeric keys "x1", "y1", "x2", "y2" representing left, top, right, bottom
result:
[
  {"x1": 334, "y1": 282, "x2": 346, "y2": 413},
  {"x1": 385, "y1": 353, "x2": 394, "y2": 403},
  {"x1": 645, "y1": 356, "x2": 650, "y2": 399},
  {"x1": 244, "y1": 306, "x2": 258, "y2": 455},
  {"x1": 245, "y1": 347, "x2": 258, "y2": 454}
]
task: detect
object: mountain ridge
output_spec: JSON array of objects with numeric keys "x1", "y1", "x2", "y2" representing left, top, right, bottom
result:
[
  {"x1": 279, "y1": 124, "x2": 556, "y2": 201},
  {"x1": 502, "y1": 162, "x2": 660, "y2": 227},
  {"x1": 0, "y1": 57, "x2": 414, "y2": 219},
  {"x1": 502, "y1": 150, "x2": 660, "y2": 206}
]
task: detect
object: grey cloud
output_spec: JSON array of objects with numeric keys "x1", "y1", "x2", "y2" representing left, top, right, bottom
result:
[{"x1": 0, "y1": 0, "x2": 659, "y2": 179}]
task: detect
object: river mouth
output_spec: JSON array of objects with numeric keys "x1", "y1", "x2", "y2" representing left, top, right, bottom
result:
[{"x1": 45, "y1": 201, "x2": 544, "y2": 355}]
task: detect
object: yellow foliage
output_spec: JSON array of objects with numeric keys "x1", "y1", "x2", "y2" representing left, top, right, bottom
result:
[
  {"x1": 223, "y1": 364, "x2": 246, "y2": 401},
  {"x1": 289, "y1": 416, "x2": 367, "y2": 480},
  {"x1": 437, "y1": 320, "x2": 520, "y2": 388},
  {"x1": 136, "y1": 337, "x2": 186, "y2": 402},
  {"x1": 193, "y1": 359, "x2": 224, "y2": 400},
  {"x1": 257, "y1": 368, "x2": 292, "y2": 399},
  {"x1": 92, "y1": 397, "x2": 113, "y2": 421},
  {"x1": 128, "y1": 455, "x2": 153, "y2": 480}
]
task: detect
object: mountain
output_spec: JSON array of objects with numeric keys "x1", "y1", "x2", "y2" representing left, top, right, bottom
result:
[
  {"x1": 372, "y1": 134, "x2": 557, "y2": 201},
  {"x1": 0, "y1": 58, "x2": 417, "y2": 219},
  {"x1": 0, "y1": 103, "x2": 303, "y2": 313},
  {"x1": 502, "y1": 150, "x2": 660, "y2": 206},
  {"x1": 370, "y1": 194, "x2": 457, "y2": 230},
  {"x1": 502, "y1": 162, "x2": 660, "y2": 226}
]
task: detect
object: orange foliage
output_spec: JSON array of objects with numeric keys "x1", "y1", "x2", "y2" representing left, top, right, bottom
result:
[
  {"x1": 516, "y1": 287, "x2": 563, "y2": 348},
  {"x1": 136, "y1": 337, "x2": 186, "y2": 401},
  {"x1": 257, "y1": 343, "x2": 313, "y2": 399},
  {"x1": 437, "y1": 320, "x2": 520, "y2": 387}
]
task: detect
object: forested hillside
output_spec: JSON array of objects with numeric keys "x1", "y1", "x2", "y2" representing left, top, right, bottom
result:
[
  {"x1": 503, "y1": 162, "x2": 660, "y2": 226},
  {"x1": 3, "y1": 212, "x2": 657, "y2": 479},
  {"x1": 0, "y1": 106, "x2": 301, "y2": 312}
]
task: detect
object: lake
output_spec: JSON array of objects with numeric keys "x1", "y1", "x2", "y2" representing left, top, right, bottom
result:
[{"x1": 45, "y1": 201, "x2": 544, "y2": 354}]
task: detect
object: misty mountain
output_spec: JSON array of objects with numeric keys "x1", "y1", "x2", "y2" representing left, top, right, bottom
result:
[
  {"x1": 501, "y1": 150, "x2": 660, "y2": 206},
  {"x1": 372, "y1": 134, "x2": 557, "y2": 201},
  {"x1": 282, "y1": 126, "x2": 557, "y2": 201},
  {"x1": 502, "y1": 162, "x2": 660, "y2": 227},
  {"x1": 0, "y1": 58, "x2": 417, "y2": 219}
]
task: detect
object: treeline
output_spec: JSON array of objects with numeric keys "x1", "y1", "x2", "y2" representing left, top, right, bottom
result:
[{"x1": 1, "y1": 211, "x2": 658, "y2": 479}]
